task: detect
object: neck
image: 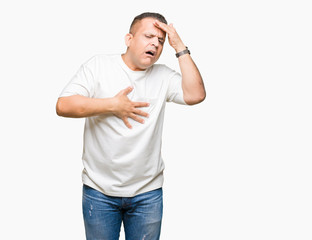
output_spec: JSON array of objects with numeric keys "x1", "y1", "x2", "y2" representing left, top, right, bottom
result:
[{"x1": 121, "y1": 52, "x2": 145, "y2": 71}]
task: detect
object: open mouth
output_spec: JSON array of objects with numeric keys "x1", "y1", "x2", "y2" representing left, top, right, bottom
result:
[{"x1": 145, "y1": 51, "x2": 155, "y2": 57}]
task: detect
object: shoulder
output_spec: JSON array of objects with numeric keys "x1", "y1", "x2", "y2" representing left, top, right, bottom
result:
[
  {"x1": 152, "y1": 64, "x2": 176, "y2": 75},
  {"x1": 151, "y1": 64, "x2": 180, "y2": 79},
  {"x1": 152, "y1": 63, "x2": 171, "y2": 71}
]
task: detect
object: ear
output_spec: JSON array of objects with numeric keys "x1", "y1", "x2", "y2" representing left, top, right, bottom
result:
[{"x1": 124, "y1": 33, "x2": 133, "y2": 47}]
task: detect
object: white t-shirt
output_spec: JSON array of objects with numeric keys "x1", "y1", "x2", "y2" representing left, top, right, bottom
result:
[{"x1": 60, "y1": 54, "x2": 186, "y2": 197}]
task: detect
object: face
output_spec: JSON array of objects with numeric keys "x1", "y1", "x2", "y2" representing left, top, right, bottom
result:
[{"x1": 124, "y1": 18, "x2": 166, "y2": 71}]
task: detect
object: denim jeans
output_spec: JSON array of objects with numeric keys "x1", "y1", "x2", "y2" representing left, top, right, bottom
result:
[{"x1": 82, "y1": 185, "x2": 163, "y2": 240}]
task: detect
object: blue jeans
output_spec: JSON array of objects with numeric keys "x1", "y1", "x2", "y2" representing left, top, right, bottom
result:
[{"x1": 82, "y1": 185, "x2": 163, "y2": 240}]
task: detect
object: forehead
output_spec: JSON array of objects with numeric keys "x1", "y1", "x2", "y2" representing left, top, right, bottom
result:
[{"x1": 133, "y1": 18, "x2": 166, "y2": 37}]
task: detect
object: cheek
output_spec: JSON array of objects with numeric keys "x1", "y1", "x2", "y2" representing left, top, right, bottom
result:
[
  {"x1": 157, "y1": 45, "x2": 164, "y2": 54},
  {"x1": 135, "y1": 39, "x2": 149, "y2": 51},
  {"x1": 143, "y1": 38, "x2": 152, "y2": 46}
]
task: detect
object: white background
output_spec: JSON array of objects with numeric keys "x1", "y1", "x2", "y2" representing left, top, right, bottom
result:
[{"x1": 0, "y1": 0, "x2": 311, "y2": 239}]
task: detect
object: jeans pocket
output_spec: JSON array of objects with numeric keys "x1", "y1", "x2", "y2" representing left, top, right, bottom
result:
[{"x1": 82, "y1": 185, "x2": 106, "y2": 202}]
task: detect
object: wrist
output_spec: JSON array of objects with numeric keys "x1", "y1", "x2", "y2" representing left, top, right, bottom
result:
[
  {"x1": 174, "y1": 44, "x2": 186, "y2": 53},
  {"x1": 105, "y1": 97, "x2": 117, "y2": 114},
  {"x1": 175, "y1": 46, "x2": 190, "y2": 58}
]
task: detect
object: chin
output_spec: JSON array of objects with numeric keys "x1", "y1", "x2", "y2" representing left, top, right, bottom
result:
[{"x1": 142, "y1": 58, "x2": 158, "y2": 68}]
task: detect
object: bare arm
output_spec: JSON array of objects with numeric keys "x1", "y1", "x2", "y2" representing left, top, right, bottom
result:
[
  {"x1": 154, "y1": 20, "x2": 206, "y2": 105},
  {"x1": 56, "y1": 86, "x2": 149, "y2": 129}
]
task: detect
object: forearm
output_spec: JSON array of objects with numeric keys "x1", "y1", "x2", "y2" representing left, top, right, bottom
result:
[
  {"x1": 177, "y1": 52, "x2": 206, "y2": 105},
  {"x1": 56, "y1": 95, "x2": 114, "y2": 118}
]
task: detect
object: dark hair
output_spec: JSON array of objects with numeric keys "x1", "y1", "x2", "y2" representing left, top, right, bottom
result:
[{"x1": 129, "y1": 12, "x2": 167, "y2": 33}]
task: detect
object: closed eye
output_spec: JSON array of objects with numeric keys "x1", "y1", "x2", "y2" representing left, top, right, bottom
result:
[{"x1": 145, "y1": 34, "x2": 164, "y2": 44}]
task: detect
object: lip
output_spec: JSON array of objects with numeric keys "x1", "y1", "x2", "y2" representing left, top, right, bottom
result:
[{"x1": 145, "y1": 50, "x2": 156, "y2": 58}]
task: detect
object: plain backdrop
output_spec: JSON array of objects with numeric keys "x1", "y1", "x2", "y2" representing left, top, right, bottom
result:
[{"x1": 0, "y1": 0, "x2": 311, "y2": 239}]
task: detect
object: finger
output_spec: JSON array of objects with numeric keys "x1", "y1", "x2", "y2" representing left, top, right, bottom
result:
[
  {"x1": 154, "y1": 20, "x2": 171, "y2": 33},
  {"x1": 134, "y1": 108, "x2": 149, "y2": 118},
  {"x1": 121, "y1": 86, "x2": 133, "y2": 96},
  {"x1": 133, "y1": 101, "x2": 150, "y2": 108},
  {"x1": 130, "y1": 113, "x2": 145, "y2": 124},
  {"x1": 122, "y1": 117, "x2": 132, "y2": 129}
]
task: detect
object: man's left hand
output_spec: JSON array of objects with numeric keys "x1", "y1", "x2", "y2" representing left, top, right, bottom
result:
[{"x1": 154, "y1": 20, "x2": 186, "y2": 53}]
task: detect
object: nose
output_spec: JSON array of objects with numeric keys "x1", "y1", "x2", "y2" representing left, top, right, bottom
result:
[{"x1": 151, "y1": 37, "x2": 159, "y2": 47}]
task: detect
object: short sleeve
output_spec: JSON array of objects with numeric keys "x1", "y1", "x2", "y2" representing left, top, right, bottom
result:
[
  {"x1": 59, "y1": 63, "x2": 95, "y2": 98},
  {"x1": 166, "y1": 71, "x2": 186, "y2": 105}
]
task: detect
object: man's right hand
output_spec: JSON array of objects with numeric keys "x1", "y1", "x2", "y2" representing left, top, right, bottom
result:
[
  {"x1": 56, "y1": 86, "x2": 149, "y2": 129},
  {"x1": 111, "y1": 86, "x2": 150, "y2": 129}
]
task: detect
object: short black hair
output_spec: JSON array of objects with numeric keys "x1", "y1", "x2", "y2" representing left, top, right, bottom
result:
[{"x1": 129, "y1": 12, "x2": 167, "y2": 33}]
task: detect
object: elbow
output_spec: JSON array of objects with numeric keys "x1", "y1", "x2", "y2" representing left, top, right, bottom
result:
[
  {"x1": 56, "y1": 97, "x2": 75, "y2": 117},
  {"x1": 56, "y1": 96, "x2": 88, "y2": 118},
  {"x1": 184, "y1": 92, "x2": 206, "y2": 105},
  {"x1": 56, "y1": 98, "x2": 66, "y2": 116},
  {"x1": 197, "y1": 91, "x2": 206, "y2": 103}
]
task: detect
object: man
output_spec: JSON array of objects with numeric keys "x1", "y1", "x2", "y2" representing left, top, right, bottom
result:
[{"x1": 56, "y1": 12, "x2": 205, "y2": 240}]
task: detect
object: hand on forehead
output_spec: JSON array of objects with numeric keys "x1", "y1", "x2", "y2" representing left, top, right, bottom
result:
[
  {"x1": 153, "y1": 19, "x2": 184, "y2": 51},
  {"x1": 153, "y1": 20, "x2": 173, "y2": 34}
]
